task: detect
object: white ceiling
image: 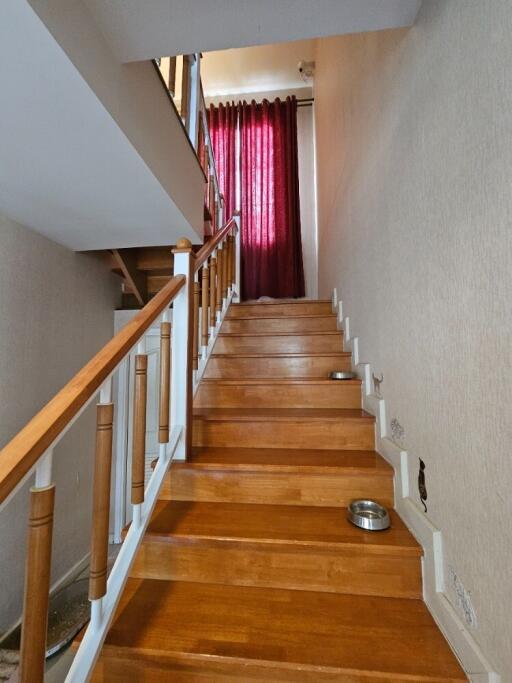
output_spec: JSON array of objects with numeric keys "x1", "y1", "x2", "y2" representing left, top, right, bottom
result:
[
  {"x1": 201, "y1": 40, "x2": 316, "y2": 98},
  {"x1": 0, "y1": 0, "x2": 198, "y2": 251},
  {"x1": 85, "y1": 0, "x2": 422, "y2": 63}
]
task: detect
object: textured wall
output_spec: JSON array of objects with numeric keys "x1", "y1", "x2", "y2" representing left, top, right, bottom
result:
[
  {"x1": 314, "y1": 1, "x2": 512, "y2": 678},
  {"x1": 0, "y1": 214, "x2": 119, "y2": 632}
]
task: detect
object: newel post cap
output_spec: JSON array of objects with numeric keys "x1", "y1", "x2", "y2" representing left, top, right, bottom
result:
[{"x1": 172, "y1": 237, "x2": 193, "y2": 254}]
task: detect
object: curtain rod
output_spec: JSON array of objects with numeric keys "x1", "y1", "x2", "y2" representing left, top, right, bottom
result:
[{"x1": 297, "y1": 97, "x2": 314, "y2": 108}]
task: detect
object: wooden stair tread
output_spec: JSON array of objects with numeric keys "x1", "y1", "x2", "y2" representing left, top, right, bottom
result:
[
  {"x1": 180, "y1": 447, "x2": 392, "y2": 474},
  {"x1": 147, "y1": 500, "x2": 421, "y2": 556},
  {"x1": 210, "y1": 351, "x2": 350, "y2": 358},
  {"x1": 102, "y1": 579, "x2": 465, "y2": 680},
  {"x1": 233, "y1": 299, "x2": 332, "y2": 306},
  {"x1": 218, "y1": 331, "x2": 341, "y2": 337},
  {"x1": 193, "y1": 408, "x2": 374, "y2": 422},
  {"x1": 225, "y1": 313, "x2": 336, "y2": 320},
  {"x1": 200, "y1": 377, "x2": 361, "y2": 385}
]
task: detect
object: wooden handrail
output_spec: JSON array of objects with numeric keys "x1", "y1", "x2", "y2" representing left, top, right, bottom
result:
[
  {"x1": 0, "y1": 275, "x2": 186, "y2": 504},
  {"x1": 194, "y1": 217, "x2": 237, "y2": 272}
]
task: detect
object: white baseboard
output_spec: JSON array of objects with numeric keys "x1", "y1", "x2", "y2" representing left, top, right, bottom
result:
[{"x1": 338, "y1": 296, "x2": 500, "y2": 683}]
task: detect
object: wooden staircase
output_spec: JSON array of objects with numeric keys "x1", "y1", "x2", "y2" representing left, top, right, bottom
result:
[{"x1": 91, "y1": 299, "x2": 466, "y2": 681}]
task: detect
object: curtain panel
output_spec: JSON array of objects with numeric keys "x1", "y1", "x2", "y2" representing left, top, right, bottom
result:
[
  {"x1": 207, "y1": 102, "x2": 238, "y2": 222},
  {"x1": 209, "y1": 96, "x2": 305, "y2": 300}
]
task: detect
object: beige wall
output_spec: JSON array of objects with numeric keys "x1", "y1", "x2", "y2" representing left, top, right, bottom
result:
[
  {"x1": 0, "y1": 213, "x2": 119, "y2": 632},
  {"x1": 314, "y1": 1, "x2": 511, "y2": 678}
]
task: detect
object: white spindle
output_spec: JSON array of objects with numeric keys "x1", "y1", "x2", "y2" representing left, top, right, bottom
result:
[{"x1": 34, "y1": 448, "x2": 53, "y2": 488}]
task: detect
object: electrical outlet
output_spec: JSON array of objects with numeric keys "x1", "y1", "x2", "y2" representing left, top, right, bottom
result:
[{"x1": 449, "y1": 567, "x2": 478, "y2": 629}]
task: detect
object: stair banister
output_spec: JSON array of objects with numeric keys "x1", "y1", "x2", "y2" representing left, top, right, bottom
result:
[
  {"x1": 0, "y1": 274, "x2": 187, "y2": 683},
  {"x1": 187, "y1": 216, "x2": 241, "y2": 393}
]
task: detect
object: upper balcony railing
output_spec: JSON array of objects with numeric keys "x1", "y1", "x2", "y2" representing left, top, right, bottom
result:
[
  {"x1": 0, "y1": 210, "x2": 240, "y2": 681},
  {"x1": 153, "y1": 53, "x2": 224, "y2": 236}
]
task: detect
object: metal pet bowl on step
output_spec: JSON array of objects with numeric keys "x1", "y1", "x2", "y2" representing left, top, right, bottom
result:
[
  {"x1": 329, "y1": 371, "x2": 357, "y2": 380},
  {"x1": 348, "y1": 500, "x2": 390, "y2": 531}
]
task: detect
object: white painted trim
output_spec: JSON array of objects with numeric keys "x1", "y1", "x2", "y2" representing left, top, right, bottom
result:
[{"x1": 338, "y1": 293, "x2": 500, "y2": 683}]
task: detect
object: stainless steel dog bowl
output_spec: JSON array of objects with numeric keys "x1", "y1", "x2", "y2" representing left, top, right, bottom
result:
[
  {"x1": 348, "y1": 500, "x2": 390, "y2": 531},
  {"x1": 329, "y1": 371, "x2": 357, "y2": 380}
]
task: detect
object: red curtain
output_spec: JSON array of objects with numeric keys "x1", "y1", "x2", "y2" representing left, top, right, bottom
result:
[
  {"x1": 239, "y1": 97, "x2": 305, "y2": 300},
  {"x1": 207, "y1": 102, "x2": 238, "y2": 222}
]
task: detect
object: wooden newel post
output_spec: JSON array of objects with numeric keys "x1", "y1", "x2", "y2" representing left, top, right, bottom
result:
[
  {"x1": 89, "y1": 403, "x2": 114, "y2": 600},
  {"x1": 20, "y1": 484, "x2": 55, "y2": 683},
  {"x1": 131, "y1": 354, "x2": 147, "y2": 505},
  {"x1": 209, "y1": 256, "x2": 217, "y2": 328},
  {"x1": 158, "y1": 322, "x2": 171, "y2": 443}
]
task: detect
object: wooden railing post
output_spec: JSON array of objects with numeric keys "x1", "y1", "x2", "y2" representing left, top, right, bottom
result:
[
  {"x1": 209, "y1": 254, "x2": 217, "y2": 331},
  {"x1": 222, "y1": 238, "x2": 228, "y2": 303},
  {"x1": 89, "y1": 401, "x2": 114, "y2": 606},
  {"x1": 20, "y1": 480, "x2": 55, "y2": 683},
  {"x1": 216, "y1": 246, "x2": 223, "y2": 321},
  {"x1": 201, "y1": 264, "x2": 209, "y2": 356},
  {"x1": 228, "y1": 234, "x2": 235, "y2": 293},
  {"x1": 158, "y1": 321, "x2": 171, "y2": 444},
  {"x1": 131, "y1": 353, "x2": 147, "y2": 518},
  {"x1": 171, "y1": 239, "x2": 194, "y2": 460},
  {"x1": 193, "y1": 277, "x2": 200, "y2": 371}
]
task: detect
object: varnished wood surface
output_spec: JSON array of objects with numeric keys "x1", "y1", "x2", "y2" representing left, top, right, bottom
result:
[
  {"x1": 91, "y1": 297, "x2": 465, "y2": 682},
  {"x1": 97, "y1": 579, "x2": 466, "y2": 681},
  {"x1": 131, "y1": 355, "x2": 147, "y2": 505},
  {"x1": 132, "y1": 534, "x2": 422, "y2": 600},
  {"x1": 164, "y1": 448, "x2": 393, "y2": 507},
  {"x1": 195, "y1": 377, "x2": 362, "y2": 409},
  {"x1": 222, "y1": 315, "x2": 338, "y2": 334},
  {"x1": 89, "y1": 403, "x2": 114, "y2": 600},
  {"x1": 136, "y1": 246, "x2": 173, "y2": 272},
  {"x1": 201, "y1": 266, "x2": 209, "y2": 347},
  {"x1": 192, "y1": 409, "x2": 374, "y2": 450},
  {"x1": 227, "y1": 300, "x2": 333, "y2": 318},
  {"x1": 193, "y1": 407, "x2": 373, "y2": 422},
  {"x1": 184, "y1": 446, "x2": 391, "y2": 473},
  {"x1": 132, "y1": 501, "x2": 422, "y2": 599},
  {"x1": 193, "y1": 281, "x2": 200, "y2": 370},
  {"x1": 215, "y1": 248, "x2": 223, "y2": 313},
  {"x1": 158, "y1": 322, "x2": 171, "y2": 443},
  {"x1": 0, "y1": 275, "x2": 185, "y2": 503},
  {"x1": 111, "y1": 249, "x2": 147, "y2": 306},
  {"x1": 213, "y1": 332, "x2": 343, "y2": 354},
  {"x1": 194, "y1": 219, "x2": 236, "y2": 272},
  {"x1": 209, "y1": 257, "x2": 217, "y2": 328},
  {"x1": 147, "y1": 273, "x2": 172, "y2": 294},
  {"x1": 204, "y1": 352, "x2": 351, "y2": 378},
  {"x1": 146, "y1": 500, "x2": 420, "y2": 555},
  {"x1": 20, "y1": 485, "x2": 55, "y2": 683}
]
